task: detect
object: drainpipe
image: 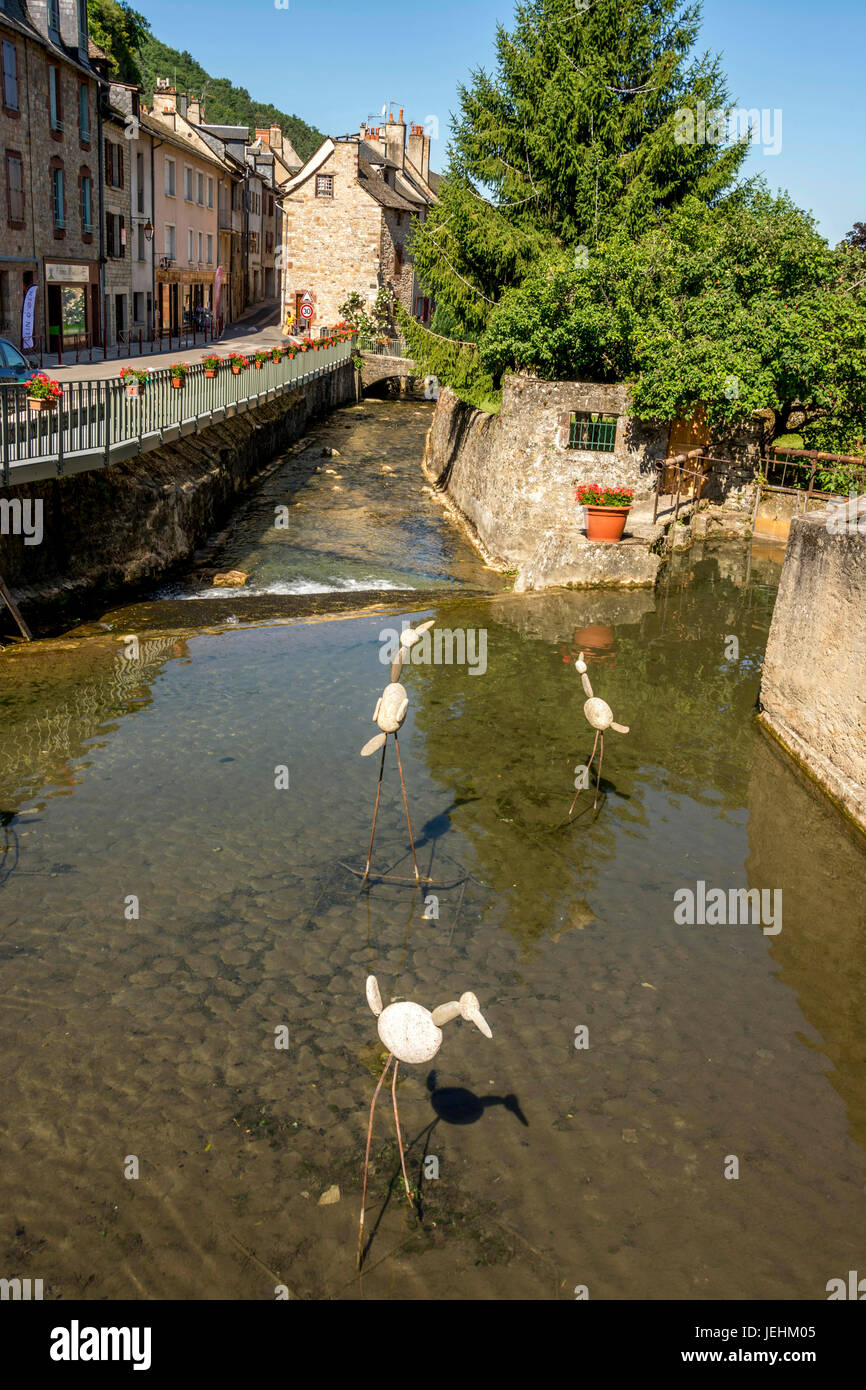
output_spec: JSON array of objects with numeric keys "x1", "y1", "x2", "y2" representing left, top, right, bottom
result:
[{"x1": 151, "y1": 136, "x2": 163, "y2": 337}]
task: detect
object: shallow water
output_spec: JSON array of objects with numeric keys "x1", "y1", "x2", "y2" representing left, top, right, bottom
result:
[{"x1": 1, "y1": 404, "x2": 865, "y2": 1301}]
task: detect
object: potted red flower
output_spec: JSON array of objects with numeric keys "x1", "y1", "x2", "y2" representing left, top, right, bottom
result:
[
  {"x1": 575, "y1": 482, "x2": 634, "y2": 542},
  {"x1": 26, "y1": 373, "x2": 62, "y2": 411},
  {"x1": 229, "y1": 353, "x2": 249, "y2": 375},
  {"x1": 253, "y1": 349, "x2": 269, "y2": 369},
  {"x1": 119, "y1": 366, "x2": 149, "y2": 397},
  {"x1": 203, "y1": 354, "x2": 221, "y2": 379},
  {"x1": 169, "y1": 362, "x2": 190, "y2": 389},
  {"x1": 271, "y1": 347, "x2": 283, "y2": 364}
]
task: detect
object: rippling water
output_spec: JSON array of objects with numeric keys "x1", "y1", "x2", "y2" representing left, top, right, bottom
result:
[{"x1": 1, "y1": 403, "x2": 864, "y2": 1301}]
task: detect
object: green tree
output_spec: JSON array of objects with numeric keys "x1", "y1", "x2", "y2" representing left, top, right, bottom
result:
[
  {"x1": 87, "y1": 0, "x2": 150, "y2": 86},
  {"x1": 411, "y1": 0, "x2": 747, "y2": 337},
  {"x1": 479, "y1": 189, "x2": 866, "y2": 453}
]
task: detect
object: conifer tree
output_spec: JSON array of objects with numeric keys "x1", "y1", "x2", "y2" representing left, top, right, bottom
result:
[{"x1": 411, "y1": 0, "x2": 748, "y2": 336}]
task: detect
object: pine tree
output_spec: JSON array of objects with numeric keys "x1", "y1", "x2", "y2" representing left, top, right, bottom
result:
[{"x1": 411, "y1": 0, "x2": 749, "y2": 337}]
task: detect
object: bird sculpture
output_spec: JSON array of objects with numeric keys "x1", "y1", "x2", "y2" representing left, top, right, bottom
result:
[
  {"x1": 358, "y1": 974, "x2": 492, "y2": 1269},
  {"x1": 360, "y1": 619, "x2": 435, "y2": 882},
  {"x1": 569, "y1": 650, "x2": 630, "y2": 815}
]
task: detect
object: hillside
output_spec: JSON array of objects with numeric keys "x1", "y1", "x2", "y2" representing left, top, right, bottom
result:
[{"x1": 137, "y1": 36, "x2": 324, "y2": 161}]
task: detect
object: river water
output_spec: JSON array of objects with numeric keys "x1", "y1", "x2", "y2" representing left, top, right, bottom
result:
[{"x1": 1, "y1": 399, "x2": 865, "y2": 1300}]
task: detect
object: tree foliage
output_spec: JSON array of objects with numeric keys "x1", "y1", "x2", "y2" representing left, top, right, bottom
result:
[
  {"x1": 87, "y1": 0, "x2": 150, "y2": 86},
  {"x1": 479, "y1": 189, "x2": 866, "y2": 452},
  {"x1": 410, "y1": 0, "x2": 748, "y2": 338}
]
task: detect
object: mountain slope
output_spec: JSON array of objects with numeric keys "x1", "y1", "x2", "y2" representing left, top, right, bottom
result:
[{"x1": 137, "y1": 36, "x2": 323, "y2": 160}]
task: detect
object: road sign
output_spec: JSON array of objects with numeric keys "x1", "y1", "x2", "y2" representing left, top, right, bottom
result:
[
  {"x1": 301, "y1": 291, "x2": 314, "y2": 306},
  {"x1": 300, "y1": 303, "x2": 313, "y2": 320}
]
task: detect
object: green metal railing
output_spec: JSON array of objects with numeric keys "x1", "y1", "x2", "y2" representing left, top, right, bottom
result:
[
  {"x1": 569, "y1": 413, "x2": 618, "y2": 452},
  {"x1": 0, "y1": 339, "x2": 355, "y2": 484},
  {"x1": 357, "y1": 334, "x2": 411, "y2": 358}
]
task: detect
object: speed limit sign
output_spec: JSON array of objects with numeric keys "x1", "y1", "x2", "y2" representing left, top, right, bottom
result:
[{"x1": 301, "y1": 303, "x2": 313, "y2": 320}]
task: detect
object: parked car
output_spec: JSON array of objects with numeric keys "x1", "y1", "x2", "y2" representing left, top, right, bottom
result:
[{"x1": 0, "y1": 338, "x2": 36, "y2": 385}]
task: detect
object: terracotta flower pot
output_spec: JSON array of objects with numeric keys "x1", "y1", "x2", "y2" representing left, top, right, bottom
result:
[
  {"x1": 125, "y1": 382, "x2": 141, "y2": 398},
  {"x1": 254, "y1": 361, "x2": 263, "y2": 369},
  {"x1": 205, "y1": 369, "x2": 216, "y2": 378},
  {"x1": 231, "y1": 365, "x2": 242, "y2": 375},
  {"x1": 171, "y1": 378, "x2": 185, "y2": 389},
  {"x1": 28, "y1": 397, "x2": 56, "y2": 411},
  {"x1": 584, "y1": 504, "x2": 631, "y2": 543}
]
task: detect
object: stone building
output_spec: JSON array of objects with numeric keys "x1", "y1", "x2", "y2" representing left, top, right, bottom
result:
[
  {"x1": 278, "y1": 112, "x2": 438, "y2": 334},
  {"x1": 109, "y1": 79, "x2": 154, "y2": 341},
  {"x1": 100, "y1": 93, "x2": 133, "y2": 347},
  {"x1": 0, "y1": 0, "x2": 103, "y2": 351}
]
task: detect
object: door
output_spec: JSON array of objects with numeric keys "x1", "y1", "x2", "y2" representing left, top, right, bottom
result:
[
  {"x1": 664, "y1": 405, "x2": 711, "y2": 493},
  {"x1": 47, "y1": 284, "x2": 62, "y2": 350}
]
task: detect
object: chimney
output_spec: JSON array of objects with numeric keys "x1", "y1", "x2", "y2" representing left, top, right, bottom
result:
[
  {"x1": 270, "y1": 125, "x2": 283, "y2": 154},
  {"x1": 384, "y1": 112, "x2": 406, "y2": 172},
  {"x1": 408, "y1": 124, "x2": 431, "y2": 184},
  {"x1": 153, "y1": 83, "x2": 177, "y2": 115},
  {"x1": 179, "y1": 93, "x2": 188, "y2": 118},
  {"x1": 187, "y1": 99, "x2": 201, "y2": 125},
  {"x1": 255, "y1": 128, "x2": 271, "y2": 149}
]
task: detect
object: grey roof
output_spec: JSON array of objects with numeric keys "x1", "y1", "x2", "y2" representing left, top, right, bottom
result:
[
  {"x1": 359, "y1": 141, "x2": 402, "y2": 170},
  {"x1": 201, "y1": 124, "x2": 250, "y2": 140},
  {"x1": 357, "y1": 159, "x2": 419, "y2": 212},
  {"x1": 428, "y1": 170, "x2": 444, "y2": 193}
]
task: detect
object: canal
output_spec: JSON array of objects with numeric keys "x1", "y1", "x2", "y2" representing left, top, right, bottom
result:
[{"x1": 1, "y1": 399, "x2": 864, "y2": 1300}]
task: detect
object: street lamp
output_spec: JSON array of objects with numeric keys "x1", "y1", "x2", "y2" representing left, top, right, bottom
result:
[{"x1": 144, "y1": 219, "x2": 154, "y2": 242}]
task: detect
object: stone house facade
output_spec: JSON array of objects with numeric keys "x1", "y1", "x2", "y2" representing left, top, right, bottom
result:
[
  {"x1": 0, "y1": 0, "x2": 102, "y2": 352},
  {"x1": 101, "y1": 98, "x2": 133, "y2": 347},
  {"x1": 278, "y1": 113, "x2": 437, "y2": 334}
]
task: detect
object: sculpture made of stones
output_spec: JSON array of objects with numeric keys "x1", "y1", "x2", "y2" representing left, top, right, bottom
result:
[
  {"x1": 570, "y1": 650, "x2": 630, "y2": 815},
  {"x1": 358, "y1": 974, "x2": 492, "y2": 1268}
]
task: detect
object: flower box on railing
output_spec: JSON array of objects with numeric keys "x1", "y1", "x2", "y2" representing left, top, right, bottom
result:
[
  {"x1": 26, "y1": 373, "x2": 62, "y2": 410},
  {"x1": 169, "y1": 363, "x2": 190, "y2": 389}
]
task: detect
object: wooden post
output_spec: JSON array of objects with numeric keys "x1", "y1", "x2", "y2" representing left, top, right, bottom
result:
[{"x1": 0, "y1": 576, "x2": 32, "y2": 641}]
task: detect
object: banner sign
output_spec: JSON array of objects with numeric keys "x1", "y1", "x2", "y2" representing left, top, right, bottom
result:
[{"x1": 21, "y1": 283, "x2": 37, "y2": 350}]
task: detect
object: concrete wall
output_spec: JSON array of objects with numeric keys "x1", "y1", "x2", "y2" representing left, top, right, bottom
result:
[
  {"x1": 759, "y1": 502, "x2": 866, "y2": 834},
  {"x1": 0, "y1": 361, "x2": 355, "y2": 628}
]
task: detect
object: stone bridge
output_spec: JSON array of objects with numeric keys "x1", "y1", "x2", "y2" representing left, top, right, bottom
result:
[{"x1": 360, "y1": 351, "x2": 417, "y2": 392}]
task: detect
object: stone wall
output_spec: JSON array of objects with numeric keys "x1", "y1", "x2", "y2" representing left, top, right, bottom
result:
[
  {"x1": 0, "y1": 361, "x2": 355, "y2": 629},
  {"x1": 280, "y1": 142, "x2": 382, "y2": 330},
  {"x1": 758, "y1": 502, "x2": 866, "y2": 834}
]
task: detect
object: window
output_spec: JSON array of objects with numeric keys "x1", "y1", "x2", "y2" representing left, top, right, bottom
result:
[
  {"x1": 207, "y1": 177, "x2": 213, "y2": 209},
  {"x1": 249, "y1": 231, "x2": 259, "y2": 255},
  {"x1": 165, "y1": 224, "x2": 176, "y2": 259},
  {"x1": 394, "y1": 245, "x2": 404, "y2": 276},
  {"x1": 2, "y1": 40, "x2": 18, "y2": 113},
  {"x1": 567, "y1": 412, "x2": 618, "y2": 453},
  {"x1": 52, "y1": 166, "x2": 64, "y2": 229},
  {"x1": 104, "y1": 140, "x2": 123, "y2": 188},
  {"x1": 198, "y1": 230, "x2": 203, "y2": 262},
  {"x1": 0, "y1": 271, "x2": 11, "y2": 333},
  {"x1": 137, "y1": 222, "x2": 145, "y2": 260},
  {"x1": 184, "y1": 166, "x2": 194, "y2": 201},
  {"x1": 80, "y1": 171, "x2": 93, "y2": 234},
  {"x1": 165, "y1": 157, "x2": 176, "y2": 197},
  {"x1": 188, "y1": 227, "x2": 194, "y2": 262},
  {"x1": 206, "y1": 233, "x2": 213, "y2": 265},
  {"x1": 48, "y1": 0, "x2": 60, "y2": 33},
  {"x1": 196, "y1": 171, "x2": 204, "y2": 205},
  {"x1": 5, "y1": 152, "x2": 24, "y2": 226},
  {"x1": 316, "y1": 175, "x2": 334, "y2": 198},
  {"x1": 48, "y1": 66, "x2": 63, "y2": 132},
  {"x1": 79, "y1": 83, "x2": 89, "y2": 142},
  {"x1": 133, "y1": 291, "x2": 144, "y2": 323},
  {"x1": 78, "y1": 0, "x2": 88, "y2": 49},
  {"x1": 136, "y1": 151, "x2": 144, "y2": 212},
  {"x1": 106, "y1": 211, "x2": 125, "y2": 257}
]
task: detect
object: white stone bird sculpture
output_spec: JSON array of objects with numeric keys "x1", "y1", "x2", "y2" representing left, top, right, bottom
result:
[
  {"x1": 360, "y1": 619, "x2": 435, "y2": 882},
  {"x1": 358, "y1": 974, "x2": 492, "y2": 1268},
  {"x1": 569, "y1": 650, "x2": 630, "y2": 815}
]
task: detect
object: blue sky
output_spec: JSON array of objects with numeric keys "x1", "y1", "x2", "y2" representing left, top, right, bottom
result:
[{"x1": 137, "y1": 0, "x2": 864, "y2": 244}]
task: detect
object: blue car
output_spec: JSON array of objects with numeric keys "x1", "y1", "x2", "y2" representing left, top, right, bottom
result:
[{"x1": 0, "y1": 338, "x2": 36, "y2": 385}]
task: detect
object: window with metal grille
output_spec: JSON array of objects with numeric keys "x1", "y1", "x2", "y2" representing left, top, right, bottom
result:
[
  {"x1": 79, "y1": 83, "x2": 89, "y2": 142},
  {"x1": 52, "y1": 166, "x2": 64, "y2": 227},
  {"x1": 49, "y1": 65, "x2": 63, "y2": 132},
  {"x1": 568, "y1": 412, "x2": 618, "y2": 452},
  {"x1": 48, "y1": 0, "x2": 61, "y2": 34},
  {"x1": 316, "y1": 174, "x2": 334, "y2": 198},
  {"x1": 80, "y1": 173, "x2": 92, "y2": 233}
]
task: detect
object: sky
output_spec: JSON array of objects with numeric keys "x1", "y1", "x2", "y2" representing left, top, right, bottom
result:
[{"x1": 136, "y1": 0, "x2": 864, "y2": 245}]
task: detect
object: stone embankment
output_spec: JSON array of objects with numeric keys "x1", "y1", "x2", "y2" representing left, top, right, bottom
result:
[
  {"x1": 0, "y1": 364, "x2": 355, "y2": 628},
  {"x1": 423, "y1": 380, "x2": 758, "y2": 592},
  {"x1": 759, "y1": 501, "x2": 866, "y2": 834}
]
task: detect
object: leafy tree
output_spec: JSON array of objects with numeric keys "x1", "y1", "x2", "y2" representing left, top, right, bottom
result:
[
  {"x1": 338, "y1": 289, "x2": 393, "y2": 338},
  {"x1": 843, "y1": 222, "x2": 866, "y2": 252},
  {"x1": 411, "y1": 0, "x2": 748, "y2": 337},
  {"x1": 87, "y1": 0, "x2": 150, "y2": 86},
  {"x1": 478, "y1": 189, "x2": 866, "y2": 453}
]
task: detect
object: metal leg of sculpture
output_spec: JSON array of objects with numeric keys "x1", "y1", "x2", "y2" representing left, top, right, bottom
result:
[
  {"x1": 363, "y1": 741, "x2": 388, "y2": 882},
  {"x1": 391, "y1": 1059, "x2": 415, "y2": 1206},
  {"x1": 357, "y1": 1052, "x2": 393, "y2": 1271},
  {"x1": 393, "y1": 733, "x2": 420, "y2": 882},
  {"x1": 570, "y1": 730, "x2": 600, "y2": 818},
  {"x1": 594, "y1": 733, "x2": 605, "y2": 813}
]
